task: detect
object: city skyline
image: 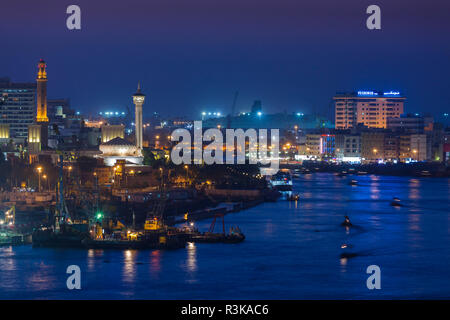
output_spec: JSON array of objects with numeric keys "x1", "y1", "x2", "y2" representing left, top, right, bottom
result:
[{"x1": 1, "y1": 0, "x2": 450, "y2": 118}]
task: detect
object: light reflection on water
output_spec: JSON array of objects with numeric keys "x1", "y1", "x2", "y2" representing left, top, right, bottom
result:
[
  {"x1": 186, "y1": 242, "x2": 197, "y2": 273},
  {"x1": 123, "y1": 250, "x2": 137, "y2": 283},
  {"x1": 1, "y1": 173, "x2": 449, "y2": 299}
]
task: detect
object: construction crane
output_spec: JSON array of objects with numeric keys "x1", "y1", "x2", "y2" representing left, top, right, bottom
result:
[
  {"x1": 144, "y1": 168, "x2": 171, "y2": 231},
  {"x1": 51, "y1": 124, "x2": 71, "y2": 232}
]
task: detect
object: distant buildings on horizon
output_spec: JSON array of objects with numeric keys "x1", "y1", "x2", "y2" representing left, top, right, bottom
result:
[{"x1": 1, "y1": 59, "x2": 449, "y2": 166}]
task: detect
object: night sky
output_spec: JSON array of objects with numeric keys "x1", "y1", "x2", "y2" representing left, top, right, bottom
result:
[{"x1": 1, "y1": 0, "x2": 449, "y2": 119}]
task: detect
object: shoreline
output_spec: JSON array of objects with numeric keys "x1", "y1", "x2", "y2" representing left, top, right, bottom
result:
[{"x1": 281, "y1": 162, "x2": 450, "y2": 178}]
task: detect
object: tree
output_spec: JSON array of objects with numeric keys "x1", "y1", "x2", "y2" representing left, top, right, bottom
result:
[{"x1": 142, "y1": 148, "x2": 155, "y2": 166}]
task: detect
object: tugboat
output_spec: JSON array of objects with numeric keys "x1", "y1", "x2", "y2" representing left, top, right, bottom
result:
[{"x1": 190, "y1": 214, "x2": 245, "y2": 244}]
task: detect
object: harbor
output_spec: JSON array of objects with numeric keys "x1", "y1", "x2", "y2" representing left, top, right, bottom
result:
[{"x1": 1, "y1": 173, "x2": 449, "y2": 299}]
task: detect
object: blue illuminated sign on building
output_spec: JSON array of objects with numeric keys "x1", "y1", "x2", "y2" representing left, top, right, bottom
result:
[
  {"x1": 357, "y1": 91, "x2": 378, "y2": 96},
  {"x1": 383, "y1": 91, "x2": 400, "y2": 96},
  {"x1": 357, "y1": 90, "x2": 401, "y2": 97}
]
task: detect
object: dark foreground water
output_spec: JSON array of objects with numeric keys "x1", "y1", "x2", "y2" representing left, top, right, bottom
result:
[{"x1": 1, "y1": 173, "x2": 450, "y2": 299}]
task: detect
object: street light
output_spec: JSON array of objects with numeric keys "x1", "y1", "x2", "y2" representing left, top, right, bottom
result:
[
  {"x1": 36, "y1": 166, "x2": 42, "y2": 192},
  {"x1": 412, "y1": 149, "x2": 418, "y2": 161},
  {"x1": 184, "y1": 165, "x2": 189, "y2": 185},
  {"x1": 42, "y1": 174, "x2": 48, "y2": 191}
]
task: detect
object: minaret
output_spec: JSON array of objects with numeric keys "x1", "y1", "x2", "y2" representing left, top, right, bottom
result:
[
  {"x1": 36, "y1": 59, "x2": 49, "y2": 122},
  {"x1": 29, "y1": 59, "x2": 48, "y2": 152},
  {"x1": 132, "y1": 82, "x2": 145, "y2": 153}
]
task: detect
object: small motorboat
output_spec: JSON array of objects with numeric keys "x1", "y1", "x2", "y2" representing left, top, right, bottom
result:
[
  {"x1": 349, "y1": 179, "x2": 358, "y2": 186},
  {"x1": 341, "y1": 216, "x2": 352, "y2": 227},
  {"x1": 390, "y1": 197, "x2": 403, "y2": 207}
]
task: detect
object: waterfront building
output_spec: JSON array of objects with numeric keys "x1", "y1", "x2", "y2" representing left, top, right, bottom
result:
[
  {"x1": 384, "y1": 134, "x2": 399, "y2": 162},
  {"x1": 343, "y1": 134, "x2": 361, "y2": 161},
  {"x1": 0, "y1": 77, "x2": 36, "y2": 141},
  {"x1": 399, "y1": 134, "x2": 427, "y2": 162},
  {"x1": 410, "y1": 134, "x2": 428, "y2": 161},
  {"x1": 320, "y1": 134, "x2": 335, "y2": 158},
  {"x1": 334, "y1": 91, "x2": 405, "y2": 129},
  {"x1": 361, "y1": 131, "x2": 385, "y2": 162},
  {"x1": 427, "y1": 124, "x2": 445, "y2": 162},
  {"x1": 305, "y1": 134, "x2": 321, "y2": 158}
]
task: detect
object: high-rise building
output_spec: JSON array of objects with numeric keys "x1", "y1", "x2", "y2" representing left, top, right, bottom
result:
[
  {"x1": 334, "y1": 91, "x2": 405, "y2": 129},
  {"x1": 0, "y1": 77, "x2": 36, "y2": 140},
  {"x1": 132, "y1": 83, "x2": 145, "y2": 154}
]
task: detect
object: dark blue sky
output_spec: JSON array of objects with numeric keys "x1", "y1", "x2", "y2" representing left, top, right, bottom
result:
[{"x1": 1, "y1": 0, "x2": 449, "y2": 119}]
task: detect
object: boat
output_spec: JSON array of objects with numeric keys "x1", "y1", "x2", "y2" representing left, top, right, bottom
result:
[
  {"x1": 0, "y1": 205, "x2": 28, "y2": 246},
  {"x1": 341, "y1": 216, "x2": 352, "y2": 227},
  {"x1": 82, "y1": 233, "x2": 185, "y2": 250},
  {"x1": 390, "y1": 197, "x2": 403, "y2": 207},
  {"x1": 0, "y1": 229, "x2": 25, "y2": 246},
  {"x1": 189, "y1": 215, "x2": 245, "y2": 244},
  {"x1": 292, "y1": 169, "x2": 301, "y2": 179},
  {"x1": 269, "y1": 170, "x2": 293, "y2": 191},
  {"x1": 349, "y1": 179, "x2": 358, "y2": 186}
]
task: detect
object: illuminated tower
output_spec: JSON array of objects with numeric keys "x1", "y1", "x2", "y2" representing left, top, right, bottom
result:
[
  {"x1": 36, "y1": 59, "x2": 49, "y2": 122},
  {"x1": 132, "y1": 82, "x2": 145, "y2": 153}
]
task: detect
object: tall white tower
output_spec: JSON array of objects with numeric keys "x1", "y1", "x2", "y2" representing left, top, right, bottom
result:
[{"x1": 132, "y1": 82, "x2": 145, "y2": 153}]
